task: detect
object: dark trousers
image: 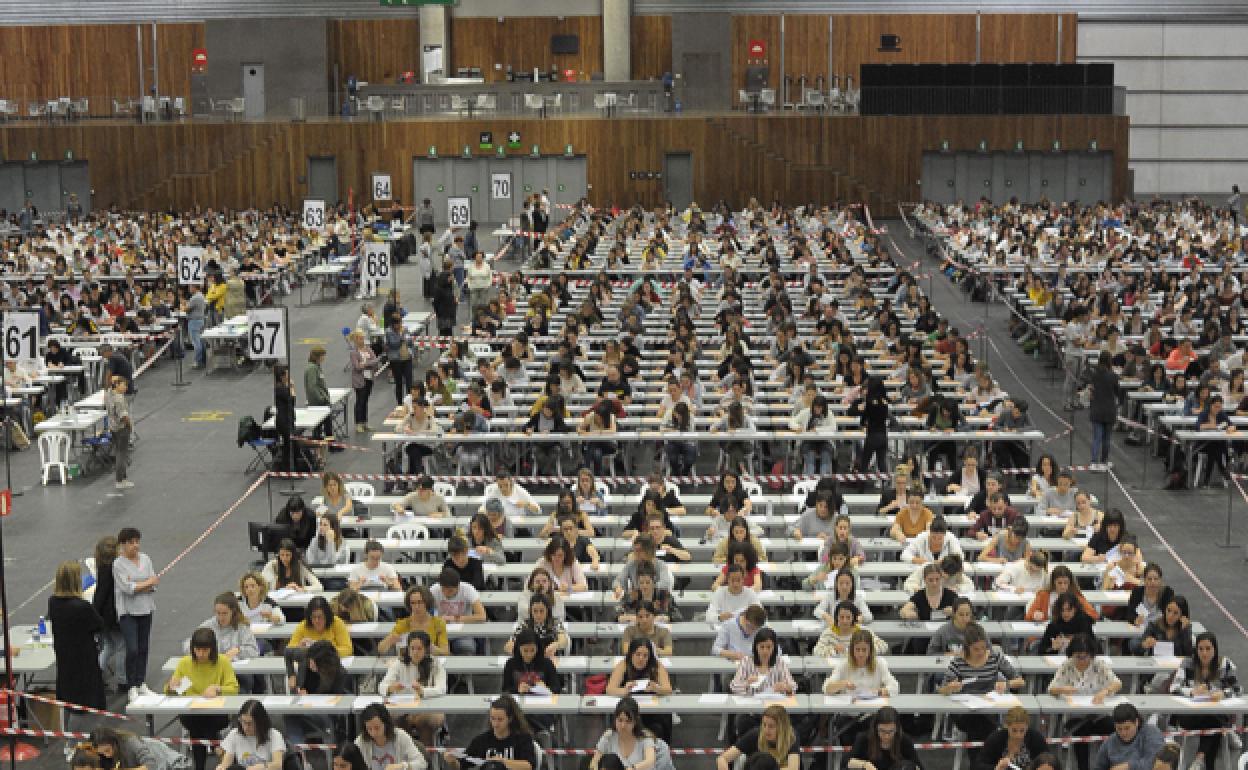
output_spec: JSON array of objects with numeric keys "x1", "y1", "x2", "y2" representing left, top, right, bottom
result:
[
  {"x1": 405, "y1": 444, "x2": 433, "y2": 474},
  {"x1": 1174, "y1": 714, "x2": 1227, "y2": 765},
  {"x1": 392, "y1": 358, "x2": 413, "y2": 404},
  {"x1": 1071, "y1": 716, "x2": 1114, "y2": 770},
  {"x1": 118, "y1": 613, "x2": 152, "y2": 688},
  {"x1": 354, "y1": 381, "x2": 373, "y2": 426},
  {"x1": 182, "y1": 714, "x2": 229, "y2": 770},
  {"x1": 859, "y1": 432, "x2": 889, "y2": 473}
]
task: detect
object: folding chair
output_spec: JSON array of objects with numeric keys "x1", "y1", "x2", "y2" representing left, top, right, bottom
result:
[
  {"x1": 386, "y1": 523, "x2": 430, "y2": 563},
  {"x1": 345, "y1": 482, "x2": 375, "y2": 503}
]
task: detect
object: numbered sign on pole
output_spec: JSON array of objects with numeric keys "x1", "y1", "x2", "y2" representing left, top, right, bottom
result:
[
  {"x1": 447, "y1": 196, "x2": 471, "y2": 228},
  {"x1": 302, "y1": 199, "x2": 326, "y2": 231},
  {"x1": 3, "y1": 312, "x2": 39, "y2": 365},
  {"x1": 364, "y1": 243, "x2": 391, "y2": 282},
  {"x1": 371, "y1": 173, "x2": 393, "y2": 202},
  {"x1": 176, "y1": 245, "x2": 204, "y2": 286},
  {"x1": 246, "y1": 307, "x2": 287, "y2": 361},
  {"x1": 491, "y1": 172, "x2": 512, "y2": 200}
]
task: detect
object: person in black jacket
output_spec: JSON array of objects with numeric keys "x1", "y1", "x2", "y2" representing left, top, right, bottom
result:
[
  {"x1": 974, "y1": 707, "x2": 1049, "y2": 770},
  {"x1": 275, "y1": 496, "x2": 316, "y2": 553},
  {"x1": 274, "y1": 365, "x2": 297, "y2": 472},
  {"x1": 443, "y1": 535, "x2": 486, "y2": 591},
  {"x1": 289, "y1": 640, "x2": 355, "y2": 745},
  {"x1": 431, "y1": 261, "x2": 458, "y2": 336},
  {"x1": 848, "y1": 707, "x2": 922, "y2": 770},
  {"x1": 92, "y1": 535, "x2": 124, "y2": 693},
  {"x1": 501, "y1": 629, "x2": 559, "y2": 732},
  {"x1": 1087, "y1": 353, "x2": 1120, "y2": 464},
  {"x1": 850, "y1": 376, "x2": 891, "y2": 474},
  {"x1": 49, "y1": 561, "x2": 107, "y2": 718},
  {"x1": 1039, "y1": 593, "x2": 1098, "y2": 656}
]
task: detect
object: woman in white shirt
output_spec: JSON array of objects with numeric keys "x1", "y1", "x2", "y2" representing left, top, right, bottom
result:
[
  {"x1": 219, "y1": 700, "x2": 286, "y2": 770},
  {"x1": 378, "y1": 632, "x2": 446, "y2": 746},
  {"x1": 823, "y1": 628, "x2": 900, "y2": 696},
  {"x1": 304, "y1": 515, "x2": 350, "y2": 566},
  {"x1": 355, "y1": 703, "x2": 428, "y2": 770},
  {"x1": 994, "y1": 550, "x2": 1051, "y2": 594}
]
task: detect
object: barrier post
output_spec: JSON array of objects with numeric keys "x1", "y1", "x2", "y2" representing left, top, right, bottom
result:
[{"x1": 1219, "y1": 474, "x2": 1237, "y2": 549}]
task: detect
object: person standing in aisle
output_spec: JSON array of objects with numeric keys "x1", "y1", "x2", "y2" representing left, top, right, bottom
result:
[
  {"x1": 1088, "y1": 353, "x2": 1120, "y2": 464},
  {"x1": 114, "y1": 527, "x2": 158, "y2": 702},
  {"x1": 185, "y1": 282, "x2": 208, "y2": 369},
  {"x1": 349, "y1": 331, "x2": 380, "y2": 433},
  {"x1": 49, "y1": 560, "x2": 107, "y2": 719},
  {"x1": 275, "y1": 365, "x2": 297, "y2": 471},
  {"x1": 92, "y1": 535, "x2": 125, "y2": 692},
  {"x1": 104, "y1": 375, "x2": 133, "y2": 489},
  {"x1": 416, "y1": 198, "x2": 435, "y2": 235}
]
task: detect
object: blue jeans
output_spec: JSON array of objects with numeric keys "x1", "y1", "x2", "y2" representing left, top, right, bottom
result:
[
  {"x1": 803, "y1": 444, "x2": 835, "y2": 475},
  {"x1": 1090, "y1": 420, "x2": 1112, "y2": 463},
  {"x1": 119, "y1": 613, "x2": 153, "y2": 688},
  {"x1": 98, "y1": 628, "x2": 125, "y2": 686},
  {"x1": 187, "y1": 318, "x2": 206, "y2": 367}
]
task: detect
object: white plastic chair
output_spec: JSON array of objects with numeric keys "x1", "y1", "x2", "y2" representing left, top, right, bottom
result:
[
  {"x1": 432, "y1": 481, "x2": 456, "y2": 501},
  {"x1": 345, "y1": 482, "x2": 375, "y2": 503},
  {"x1": 141, "y1": 95, "x2": 157, "y2": 121},
  {"x1": 791, "y1": 479, "x2": 818, "y2": 508},
  {"x1": 737, "y1": 89, "x2": 750, "y2": 109},
  {"x1": 102, "y1": 333, "x2": 127, "y2": 347},
  {"x1": 470, "y1": 343, "x2": 493, "y2": 358},
  {"x1": 759, "y1": 89, "x2": 776, "y2": 110},
  {"x1": 524, "y1": 93, "x2": 544, "y2": 116},
  {"x1": 386, "y1": 523, "x2": 430, "y2": 541},
  {"x1": 172, "y1": 97, "x2": 186, "y2": 118},
  {"x1": 475, "y1": 93, "x2": 496, "y2": 113},
  {"x1": 38, "y1": 430, "x2": 71, "y2": 485},
  {"x1": 634, "y1": 480, "x2": 678, "y2": 504},
  {"x1": 742, "y1": 480, "x2": 763, "y2": 501},
  {"x1": 0, "y1": 100, "x2": 16, "y2": 121},
  {"x1": 450, "y1": 94, "x2": 470, "y2": 117}
]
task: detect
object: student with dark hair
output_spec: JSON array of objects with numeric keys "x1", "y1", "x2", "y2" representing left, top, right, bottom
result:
[
  {"x1": 1169, "y1": 632, "x2": 1241, "y2": 770},
  {"x1": 974, "y1": 707, "x2": 1049, "y2": 770},
  {"x1": 380, "y1": 631, "x2": 447, "y2": 744},
  {"x1": 219, "y1": 700, "x2": 287, "y2": 770},
  {"x1": 355, "y1": 702, "x2": 428, "y2": 770},
  {"x1": 847, "y1": 707, "x2": 921, "y2": 770},
  {"x1": 166, "y1": 628, "x2": 238, "y2": 770},
  {"x1": 446, "y1": 695, "x2": 536, "y2": 770},
  {"x1": 1091, "y1": 704, "x2": 1164, "y2": 770}
]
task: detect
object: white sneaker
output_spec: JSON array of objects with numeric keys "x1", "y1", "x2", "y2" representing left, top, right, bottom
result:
[
  {"x1": 137, "y1": 683, "x2": 155, "y2": 697},
  {"x1": 127, "y1": 687, "x2": 139, "y2": 702},
  {"x1": 116, "y1": 480, "x2": 135, "y2": 489}
]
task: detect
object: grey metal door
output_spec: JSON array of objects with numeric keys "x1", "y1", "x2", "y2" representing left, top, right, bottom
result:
[
  {"x1": 960, "y1": 154, "x2": 994, "y2": 205},
  {"x1": 307, "y1": 156, "x2": 338, "y2": 206},
  {"x1": 680, "y1": 53, "x2": 724, "y2": 111},
  {"x1": 59, "y1": 162, "x2": 91, "y2": 214},
  {"x1": 242, "y1": 63, "x2": 265, "y2": 119},
  {"x1": 0, "y1": 163, "x2": 23, "y2": 215},
  {"x1": 995, "y1": 153, "x2": 1029, "y2": 205},
  {"x1": 24, "y1": 163, "x2": 60, "y2": 219},
  {"x1": 554, "y1": 156, "x2": 588, "y2": 207},
  {"x1": 1071, "y1": 153, "x2": 1111, "y2": 205},
  {"x1": 921, "y1": 153, "x2": 957, "y2": 205},
  {"x1": 520, "y1": 157, "x2": 551, "y2": 210},
  {"x1": 413, "y1": 158, "x2": 452, "y2": 226},
  {"x1": 1028, "y1": 152, "x2": 1067, "y2": 204},
  {"x1": 664, "y1": 152, "x2": 693, "y2": 210},
  {"x1": 451, "y1": 161, "x2": 484, "y2": 229}
]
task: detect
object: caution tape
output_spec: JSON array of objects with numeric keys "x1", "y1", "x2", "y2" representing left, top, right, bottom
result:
[
  {"x1": 266, "y1": 464, "x2": 1111, "y2": 486},
  {"x1": 0, "y1": 726, "x2": 334, "y2": 750},
  {"x1": 133, "y1": 334, "x2": 175, "y2": 379},
  {"x1": 2, "y1": 689, "x2": 131, "y2": 721},
  {"x1": 158, "y1": 473, "x2": 269, "y2": 577}
]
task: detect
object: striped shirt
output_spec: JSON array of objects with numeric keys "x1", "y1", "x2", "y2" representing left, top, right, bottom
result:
[{"x1": 941, "y1": 651, "x2": 1019, "y2": 694}]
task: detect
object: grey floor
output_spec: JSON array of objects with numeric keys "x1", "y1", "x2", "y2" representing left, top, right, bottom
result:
[{"x1": 8, "y1": 221, "x2": 1248, "y2": 768}]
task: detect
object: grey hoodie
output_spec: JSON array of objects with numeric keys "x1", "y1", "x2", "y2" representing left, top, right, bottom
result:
[{"x1": 1092, "y1": 723, "x2": 1164, "y2": 770}]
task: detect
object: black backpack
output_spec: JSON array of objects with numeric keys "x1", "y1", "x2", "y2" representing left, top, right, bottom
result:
[{"x1": 236, "y1": 416, "x2": 261, "y2": 447}]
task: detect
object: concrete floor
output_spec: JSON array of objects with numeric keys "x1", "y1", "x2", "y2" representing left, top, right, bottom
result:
[{"x1": 6, "y1": 221, "x2": 1247, "y2": 768}]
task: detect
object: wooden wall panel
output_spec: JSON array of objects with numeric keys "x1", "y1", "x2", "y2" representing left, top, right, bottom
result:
[
  {"x1": 0, "y1": 114, "x2": 1128, "y2": 214},
  {"x1": 0, "y1": 23, "x2": 203, "y2": 117},
  {"x1": 449, "y1": 16, "x2": 603, "y2": 82},
  {"x1": 730, "y1": 15, "x2": 780, "y2": 107},
  {"x1": 980, "y1": 13, "x2": 1077, "y2": 63},
  {"x1": 832, "y1": 14, "x2": 977, "y2": 81},
  {"x1": 630, "y1": 15, "x2": 671, "y2": 81},
  {"x1": 783, "y1": 14, "x2": 830, "y2": 82},
  {"x1": 327, "y1": 19, "x2": 422, "y2": 94}
]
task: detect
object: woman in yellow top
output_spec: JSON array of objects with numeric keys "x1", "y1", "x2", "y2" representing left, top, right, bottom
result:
[
  {"x1": 378, "y1": 586, "x2": 449, "y2": 655},
  {"x1": 889, "y1": 486, "x2": 934, "y2": 542},
  {"x1": 288, "y1": 596, "x2": 353, "y2": 659},
  {"x1": 205, "y1": 274, "x2": 227, "y2": 317},
  {"x1": 166, "y1": 627, "x2": 239, "y2": 770}
]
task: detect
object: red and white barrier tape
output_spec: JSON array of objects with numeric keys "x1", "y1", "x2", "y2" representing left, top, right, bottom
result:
[
  {"x1": 133, "y1": 335, "x2": 175, "y2": 379},
  {"x1": 267, "y1": 465, "x2": 1110, "y2": 486},
  {"x1": 2, "y1": 688, "x2": 131, "y2": 721},
  {"x1": 158, "y1": 473, "x2": 269, "y2": 577}
]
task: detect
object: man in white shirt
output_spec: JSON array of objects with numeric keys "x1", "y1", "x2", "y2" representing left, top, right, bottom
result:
[
  {"x1": 706, "y1": 565, "x2": 759, "y2": 621},
  {"x1": 431, "y1": 568, "x2": 487, "y2": 654},
  {"x1": 347, "y1": 540, "x2": 402, "y2": 591},
  {"x1": 478, "y1": 471, "x2": 540, "y2": 518},
  {"x1": 900, "y1": 518, "x2": 964, "y2": 564}
]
